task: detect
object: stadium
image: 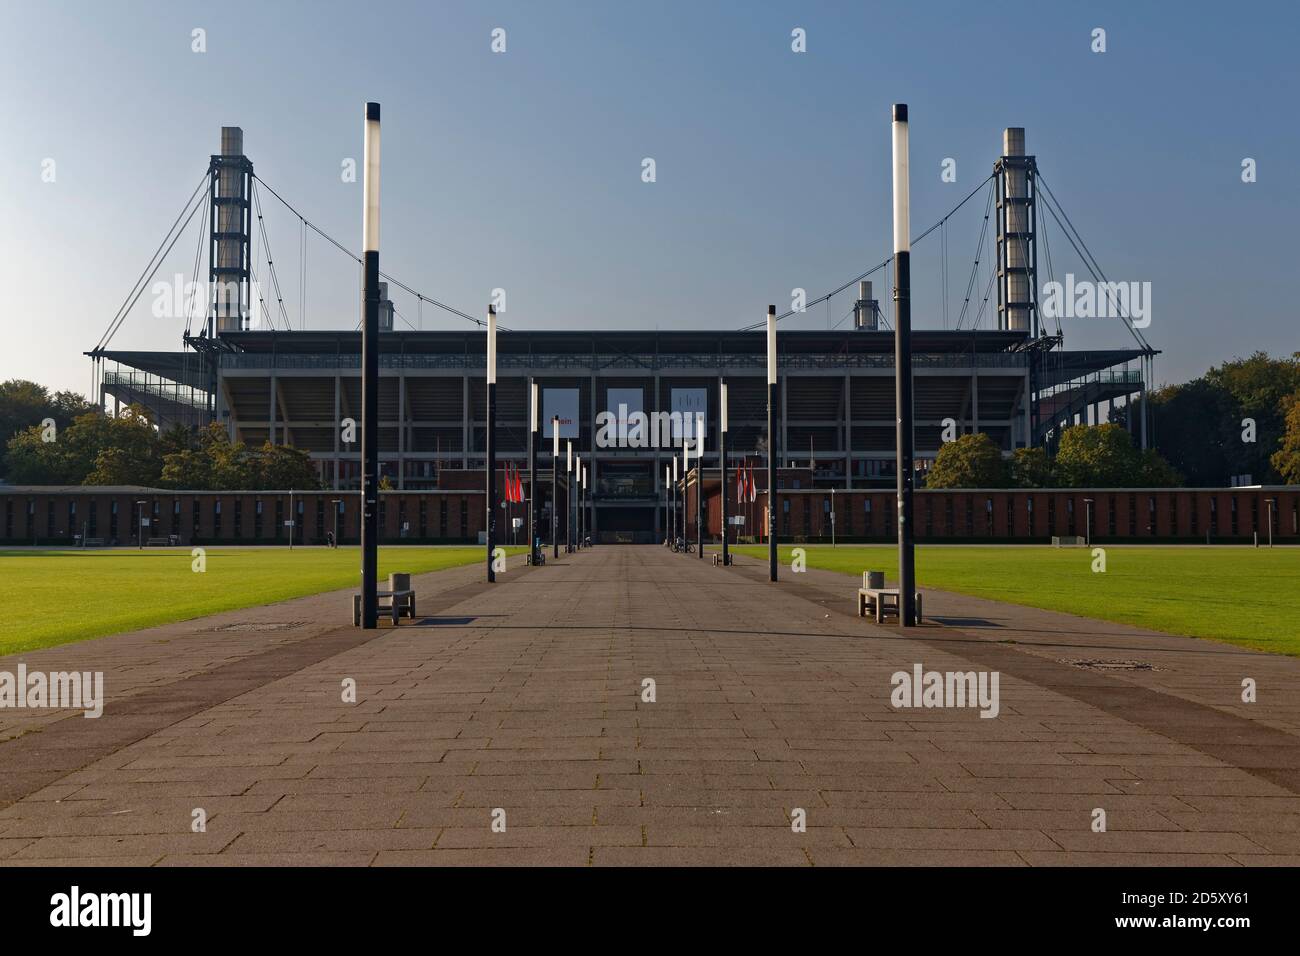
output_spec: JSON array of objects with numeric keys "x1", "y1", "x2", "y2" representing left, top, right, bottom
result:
[{"x1": 68, "y1": 125, "x2": 1194, "y2": 543}]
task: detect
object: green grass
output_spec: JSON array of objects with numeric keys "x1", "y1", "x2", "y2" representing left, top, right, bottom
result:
[
  {"x1": 733, "y1": 544, "x2": 1300, "y2": 656},
  {"x1": 0, "y1": 546, "x2": 522, "y2": 654}
]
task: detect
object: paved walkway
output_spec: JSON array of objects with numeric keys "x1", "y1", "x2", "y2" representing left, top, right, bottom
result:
[{"x1": 1, "y1": 546, "x2": 1297, "y2": 866}]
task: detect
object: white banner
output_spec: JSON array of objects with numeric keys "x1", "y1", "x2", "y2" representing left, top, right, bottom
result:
[
  {"x1": 671, "y1": 388, "x2": 707, "y2": 442},
  {"x1": 606, "y1": 388, "x2": 643, "y2": 428},
  {"x1": 543, "y1": 388, "x2": 579, "y2": 438}
]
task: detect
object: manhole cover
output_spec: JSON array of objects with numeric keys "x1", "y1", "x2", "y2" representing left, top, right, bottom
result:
[
  {"x1": 211, "y1": 621, "x2": 310, "y2": 632},
  {"x1": 1061, "y1": 658, "x2": 1158, "y2": 671}
]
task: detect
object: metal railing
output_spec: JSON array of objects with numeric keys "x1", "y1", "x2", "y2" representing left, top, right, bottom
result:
[
  {"x1": 218, "y1": 351, "x2": 1033, "y2": 372},
  {"x1": 102, "y1": 370, "x2": 210, "y2": 408}
]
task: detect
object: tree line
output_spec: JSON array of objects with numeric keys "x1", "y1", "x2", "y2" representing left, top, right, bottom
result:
[
  {"x1": 925, "y1": 351, "x2": 1300, "y2": 488},
  {"x1": 3, "y1": 351, "x2": 1300, "y2": 491},
  {"x1": 1, "y1": 381, "x2": 319, "y2": 490}
]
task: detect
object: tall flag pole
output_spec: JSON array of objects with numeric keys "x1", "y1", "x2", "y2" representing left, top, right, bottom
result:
[
  {"x1": 893, "y1": 103, "x2": 917, "y2": 626},
  {"x1": 359, "y1": 102, "x2": 381, "y2": 628}
]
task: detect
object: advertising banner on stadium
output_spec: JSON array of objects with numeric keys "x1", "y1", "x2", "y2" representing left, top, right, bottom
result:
[
  {"x1": 670, "y1": 388, "x2": 707, "y2": 442},
  {"x1": 606, "y1": 388, "x2": 644, "y2": 428},
  {"x1": 543, "y1": 388, "x2": 580, "y2": 439}
]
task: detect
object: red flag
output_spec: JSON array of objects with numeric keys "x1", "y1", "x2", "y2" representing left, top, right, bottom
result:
[
  {"x1": 506, "y1": 464, "x2": 517, "y2": 503},
  {"x1": 515, "y1": 466, "x2": 523, "y2": 504}
]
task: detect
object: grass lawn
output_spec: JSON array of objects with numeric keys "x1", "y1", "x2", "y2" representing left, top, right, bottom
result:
[
  {"x1": 0, "y1": 546, "x2": 522, "y2": 655},
  {"x1": 733, "y1": 544, "x2": 1300, "y2": 656}
]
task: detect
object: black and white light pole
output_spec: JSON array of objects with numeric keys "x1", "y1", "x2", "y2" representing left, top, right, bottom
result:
[
  {"x1": 766, "y1": 304, "x2": 778, "y2": 582},
  {"x1": 566, "y1": 440, "x2": 573, "y2": 553},
  {"x1": 695, "y1": 414, "x2": 704, "y2": 559},
  {"x1": 681, "y1": 431, "x2": 690, "y2": 553},
  {"x1": 720, "y1": 380, "x2": 729, "y2": 567},
  {"x1": 671, "y1": 454, "x2": 679, "y2": 546},
  {"x1": 1084, "y1": 498, "x2": 1094, "y2": 547},
  {"x1": 551, "y1": 416, "x2": 560, "y2": 559},
  {"x1": 331, "y1": 498, "x2": 341, "y2": 548},
  {"x1": 892, "y1": 103, "x2": 917, "y2": 626},
  {"x1": 529, "y1": 380, "x2": 538, "y2": 563},
  {"x1": 486, "y1": 304, "x2": 498, "y2": 583},
  {"x1": 664, "y1": 465, "x2": 672, "y2": 545},
  {"x1": 359, "y1": 101, "x2": 381, "y2": 629},
  {"x1": 575, "y1": 455, "x2": 582, "y2": 548},
  {"x1": 581, "y1": 463, "x2": 587, "y2": 547}
]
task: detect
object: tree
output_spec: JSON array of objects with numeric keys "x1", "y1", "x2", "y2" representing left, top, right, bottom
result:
[
  {"x1": 6, "y1": 406, "x2": 158, "y2": 485},
  {"x1": 1138, "y1": 352, "x2": 1300, "y2": 485},
  {"x1": 159, "y1": 425, "x2": 320, "y2": 491},
  {"x1": 0, "y1": 379, "x2": 94, "y2": 479},
  {"x1": 1055, "y1": 423, "x2": 1180, "y2": 487},
  {"x1": 82, "y1": 407, "x2": 162, "y2": 485},
  {"x1": 1271, "y1": 391, "x2": 1300, "y2": 484},
  {"x1": 258, "y1": 442, "x2": 321, "y2": 490},
  {"x1": 924, "y1": 433, "x2": 1008, "y2": 488},
  {"x1": 1009, "y1": 447, "x2": 1055, "y2": 488}
]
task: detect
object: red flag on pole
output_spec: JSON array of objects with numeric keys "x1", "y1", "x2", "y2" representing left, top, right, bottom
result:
[
  {"x1": 515, "y1": 465, "x2": 523, "y2": 504},
  {"x1": 507, "y1": 463, "x2": 517, "y2": 503}
]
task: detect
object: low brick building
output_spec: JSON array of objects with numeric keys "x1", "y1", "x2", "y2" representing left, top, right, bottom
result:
[
  {"x1": 2, "y1": 479, "x2": 1295, "y2": 546},
  {"x1": 0, "y1": 485, "x2": 502, "y2": 546},
  {"x1": 683, "y1": 474, "x2": 1300, "y2": 545}
]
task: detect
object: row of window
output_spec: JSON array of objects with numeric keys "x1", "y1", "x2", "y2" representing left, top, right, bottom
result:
[
  {"x1": 757, "y1": 493, "x2": 1290, "y2": 538},
  {"x1": 2, "y1": 497, "x2": 475, "y2": 540}
]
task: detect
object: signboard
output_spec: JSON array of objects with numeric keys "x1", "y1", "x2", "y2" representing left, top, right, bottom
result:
[
  {"x1": 606, "y1": 387, "x2": 644, "y2": 428},
  {"x1": 671, "y1": 388, "x2": 707, "y2": 442},
  {"x1": 512, "y1": 517, "x2": 523, "y2": 529},
  {"x1": 284, "y1": 520, "x2": 295, "y2": 527},
  {"x1": 140, "y1": 518, "x2": 150, "y2": 527},
  {"x1": 728, "y1": 515, "x2": 745, "y2": 526},
  {"x1": 543, "y1": 388, "x2": 579, "y2": 439}
]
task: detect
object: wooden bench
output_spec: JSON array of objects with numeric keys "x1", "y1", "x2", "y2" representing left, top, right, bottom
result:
[
  {"x1": 146, "y1": 536, "x2": 171, "y2": 547},
  {"x1": 82, "y1": 537, "x2": 106, "y2": 547},
  {"x1": 857, "y1": 587, "x2": 923, "y2": 624}
]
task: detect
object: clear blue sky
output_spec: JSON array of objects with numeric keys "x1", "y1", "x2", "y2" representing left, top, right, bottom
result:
[{"x1": 2, "y1": 0, "x2": 1296, "y2": 396}]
